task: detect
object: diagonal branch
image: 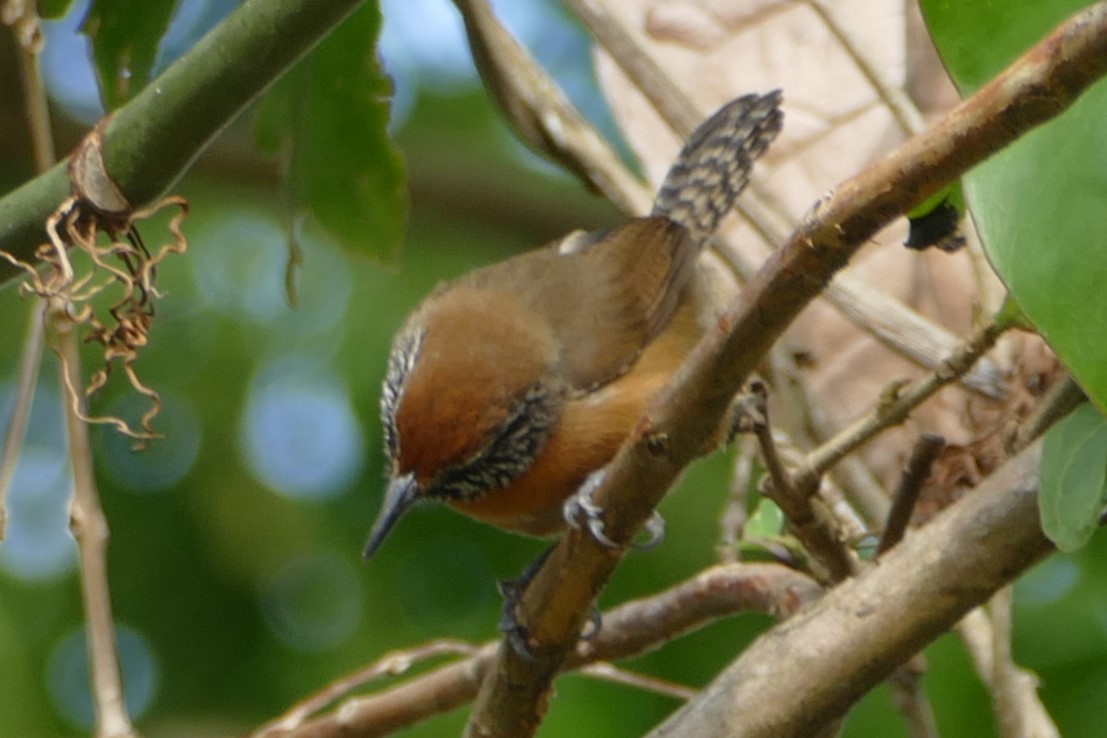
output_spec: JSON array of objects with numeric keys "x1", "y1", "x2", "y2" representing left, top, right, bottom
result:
[
  {"x1": 465, "y1": 5, "x2": 1107, "y2": 737},
  {"x1": 0, "y1": 0, "x2": 371, "y2": 284},
  {"x1": 647, "y1": 441, "x2": 1049, "y2": 738}
]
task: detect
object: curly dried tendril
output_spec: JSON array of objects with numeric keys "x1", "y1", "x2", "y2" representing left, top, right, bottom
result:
[{"x1": 1, "y1": 193, "x2": 190, "y2": 446}]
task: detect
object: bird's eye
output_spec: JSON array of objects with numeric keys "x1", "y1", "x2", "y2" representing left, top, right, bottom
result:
[{"x1": 432, "y1": 382, "x2": 560, "y2": 501}]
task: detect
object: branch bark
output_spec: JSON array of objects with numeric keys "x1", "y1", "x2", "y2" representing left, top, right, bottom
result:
[
  {"x1": 465, "y1": 5, "x2": 1107, "y2": 736},
  {"x1": 646, "y1": 441, "x2": 1048, "y2": 738},
  {"x1": 259, "y1": 564, "x2": 818, "y2": 738},
  {"x1": 0, "y1": 0, "x2": 370, "y2": 283}
]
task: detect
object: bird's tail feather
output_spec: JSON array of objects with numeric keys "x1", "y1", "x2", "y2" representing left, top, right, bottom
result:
[{"x1": 651, "y1": 91, "x2": 784, "y2": 244}]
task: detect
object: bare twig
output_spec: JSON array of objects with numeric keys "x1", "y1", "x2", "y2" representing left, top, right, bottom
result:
[
  {"x1": 3, "y1": 0, "x2": 55, "y2": 170},
  {"x1": 264, "y1": 564, "x2": 818, "y2": 738},
  {"x1": 1014, "y1": 373, "x2": 1087, "y2": 450},
  {"x1": 579, "y1": 663, "x2": 697, "y2": 701},
  {"x1": 467, "y1": 7, "x2": 1107, "y2": 735},
  {"x1": 878, "y1": 433, "x2": 946, "y2": 555},
  {"x1": 646, "y1": 441, "x2": 1049, "y2": 738},
  {"x1": 743, "y1": 383, "x2": 856, "y2": 582},
  {"x1": 804, "y1": 0, "x2": 927, "y2": 136},
  {"x1": 451, "y1": 0, "x2": 650, "y2": 215},
  {"x1": 1, "y1": 0, "x2": 53, "y2": 542},
  {"x1": 56, "y1": 313, "x2": 138, "y2": 738},
  {"x1": 954, "y1": 602, "x2": 1059, "y2": 738},
  {"x1": 802, "y1": 318, "x2": 1006, "y2": 483},
  {"x1": 717, "y1": 436, "x2": 757, "y2": 563},
  {"x1": 889, "y1": 655, "x2": 941, "y2": 738},
  {"x1": 256, "y1": 640, "x2": 479, "y2": 735},
  {"x1": 0, "y1": 302, "x2": 46, "y2": 541}
]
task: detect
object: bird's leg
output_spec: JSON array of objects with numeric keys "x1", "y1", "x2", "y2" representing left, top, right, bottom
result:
[
  {"x1": 496, "y1": 546, "x2": 554, "y2": 661},
  {"x1": 563, "y1": 468, "x2": 666, "y2": 550},
  {"x1": 497, "y1": 543, "x2": 605, "y2": 657}
]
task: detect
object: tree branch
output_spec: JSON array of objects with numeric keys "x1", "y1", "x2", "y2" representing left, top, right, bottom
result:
[
  {"x1": 0, "y1": 0, "x2": 370, "y2": 284},
  {"x1": 258, "y1": 564, "x2": 817, "y2": 738},
  {"x1": 465, "y1": 6, "x2": 1107, "y2": 736},
  {"x1": 646, "y1": 441, "x2": 1048, "y2": 738}
]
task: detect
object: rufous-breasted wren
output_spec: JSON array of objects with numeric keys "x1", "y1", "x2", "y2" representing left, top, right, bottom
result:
[{"x1": 364, "y1": 91, "x2": 783, "y2": 557}]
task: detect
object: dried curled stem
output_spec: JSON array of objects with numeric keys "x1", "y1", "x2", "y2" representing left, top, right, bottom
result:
[{"x1": 1, "y1": 193, "x2": 188, "y2": 442}]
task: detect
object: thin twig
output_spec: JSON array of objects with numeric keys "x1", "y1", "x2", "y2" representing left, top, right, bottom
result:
[
  {"x1": 645, "y1": 442, "x2": 1049, "y2": 738},
  {"x1": 256, "y1": 640, "x2": 479, "y2": 735},
  {"x1": 265, "y1": 563, "x2": 818, "y2": 738},
  {"x1": 804, "y1": 0, "x2": 927, "y2": 136},
  {"x1": 802, "y1": 318, "x2": 1007, "y2": 484},
  {"x1": 1013, "y1": 373, "x2": 1087, "y2": 451},
  {"x1": 0, "y1": 286, "x2": 46, "y2": 543},
  {"x1": 717, "y1": 436, "x2": 757, "y2": 563},
  {"x1": 878, "y1": 433, "x2": 946, "y2": 555},
  {"x1": 579, "y1": 662, "x2": 698, "y2": 701},
  {"x1": 889, "y1": 655, "x2": 941, "y2": 738},
  {"x1": 744, "y1": 383, "x2": 856, "y2": 582},
  {"x1": 56, "y1": 313, "x2": 138, "y2": 738},
  {"x1": 1, "y1": 2, "x2": 53, "y2": 542},
  {"x1": 771, "y1": 343, "x2": 890, "y2": 526},
  {"x1": 6, "y1": 2, "x2": 55, "y2": 171},
  {"x1": 453, "y1": 0, "x2": 650, "y2": 214}
]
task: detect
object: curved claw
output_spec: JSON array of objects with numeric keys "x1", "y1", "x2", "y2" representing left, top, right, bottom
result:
[
  {"x1": 497, "y1": 578, "x2": 539, "y2": 663},
  {"x1": 496, "y1": 548, "x2": 554, "y2": 662},
  {"x1": 563, "y1": 477, "x2": 619, "y2": 548},
  {"x1": 563, "y1": 472, "x2": 667, "y2": 551}
]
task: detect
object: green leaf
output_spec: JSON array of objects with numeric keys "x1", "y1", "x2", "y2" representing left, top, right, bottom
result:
[
  {"x1": 81, "y1": 0, "x2": 180, "y2": 110},
  {"x1": 1040, "y1": 404, "x2": 1107, "y2": 552},
  {"x1": 38, "y1": 0, "x2": 76, "y2": 20},
  {"x1": 253, "y1": 2, "x2": 406, "y2": 264},
  {"x1": 745, "y1": 498, "x2": 784, "y2": 539},
  {"x1": 920, "y1": 1, "x2": 1107, "y2": 413}
]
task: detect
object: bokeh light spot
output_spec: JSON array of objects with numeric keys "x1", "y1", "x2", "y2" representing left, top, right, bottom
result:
[
  {"x1": 241, "y1": 357, "x2": 365, "y2": 500},
  {"x1": 192, "y1": 214, "x2": 288, "y2": 323},
  {"x1": 1016, "y1": 556, "x2": 1080, "y2": 607},
  {"x1": 99, "y1": 392, "x2": 202, "y2": 494},
  {"x1": 260, "y1": 551, "x2": 363, "y2": 652},
  {"x1": 0, "y1": 446, "x2": 75, "y2": 581},
  {"x1": 46, "y1": 625, "x2": 159, "y2": 728}
]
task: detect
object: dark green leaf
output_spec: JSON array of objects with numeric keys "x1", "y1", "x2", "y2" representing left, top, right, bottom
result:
[
  {"x1": 1040, "y1": 403, "x2": 1107, "y2": 552},
  {"x1": 81, "y1": 0, "x2": 181, "y2": 110},
  {"x1": 253, "y1": 2, "x2": 406, "y2": 264},
  {"x1": 38, "y1": 0, "x2": 76, "y2": 20},
  {"x1": 921, "y1": 1, "x2": 1107, "y2": 413}
]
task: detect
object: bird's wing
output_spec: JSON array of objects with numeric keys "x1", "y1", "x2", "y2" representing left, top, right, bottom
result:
[{"x1": 462, "y1": 215, "x2": 697, "y2": 392}]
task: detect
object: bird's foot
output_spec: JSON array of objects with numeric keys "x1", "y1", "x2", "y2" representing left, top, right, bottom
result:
[
  {"x1": 562, "y1": 470, "x2": 666, "y2": 550},
  {"x1": 496, "y1": 547, "x2": 553, "y2": 662}
]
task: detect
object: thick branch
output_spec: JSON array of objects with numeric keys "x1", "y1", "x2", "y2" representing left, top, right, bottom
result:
[
  {"x1": 646, "y1": 442, "x2": 1048, "y2": 738},
  {"x1": 466, "y1": 6, "x2": 1107, "y2": 737},
  {"x1": 0, "y1": 0, "x2": 369, "y2": 283}
]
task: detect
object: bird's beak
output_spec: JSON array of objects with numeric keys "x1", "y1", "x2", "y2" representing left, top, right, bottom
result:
[{"x1": 363, "y1": 472, "x2": 420, "y2": 559}]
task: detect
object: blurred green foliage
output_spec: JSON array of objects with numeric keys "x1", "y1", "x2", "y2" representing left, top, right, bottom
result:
[
  {"x1": 922, "y1": 0, "x2": 1107, "y2": 554},
  {"x1": 2, "y1": 2, "x2": 1107, "y2": 737}
]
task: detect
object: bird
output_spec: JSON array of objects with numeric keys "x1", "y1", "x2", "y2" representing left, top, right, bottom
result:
[{"x1": 364, "y1": 91, "x2": 783, "y2": 558}]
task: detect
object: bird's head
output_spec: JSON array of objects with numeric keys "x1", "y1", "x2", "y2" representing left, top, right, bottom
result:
[{"x1": 364, "y1": 286, "x2": 565, "y2": 557}]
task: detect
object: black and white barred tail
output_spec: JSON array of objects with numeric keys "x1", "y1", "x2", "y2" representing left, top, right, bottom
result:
[{"x1": 651, "y1": 91, "x2": 783, "y2": 244}]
